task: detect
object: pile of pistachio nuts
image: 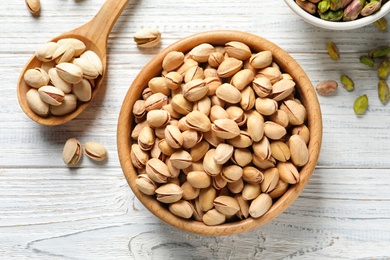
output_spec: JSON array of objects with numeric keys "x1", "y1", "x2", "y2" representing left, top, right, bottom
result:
[
  {"x1": 295, "y1": 0, "x2": 387, "y2": 21},
  {"x1": 24, "y1": 38, "x2": 103, "y2": 117},
  {"x1": 130, "y1": 41, "x2": 310, "y2": 226}
]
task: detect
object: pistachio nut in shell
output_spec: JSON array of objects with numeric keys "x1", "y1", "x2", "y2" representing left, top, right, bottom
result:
[
  {"x1": 261, "y1": 167, "x2": 279, "y2": 193},
  {"x1": 221, "y1": 165, "x2": 243, "y2": 183},
  {"x1": 169, "y1": 200, "x2": 194, "y2": 219},
  {"x1": 271, "y1": 79, "x2": 295, "y2": 101},
  {"x1": 84, "y1": 142, "x2": 108, "y2": 161},
  {"x1": 185, "y1": 110, "x2": 211, "y2": 132},
  {"x1": 249, "y1": 50, "x2": 273, "y2": 69},
  {"x1": 138, "y1": 126, "x2": 155, "y2": 151},
  {"x1": 217, "y1": 57, "x2": 243, "y2": 78},
  {"x1": 203, "y1": 208, "x2": 226, "y2": 226},
  {"x1": 190, "y1": 140, "x2": 209, "y2": 162},
  {"x1": 26, "y1": 88, "x2": 49, "y2": 117},
  {"x1": 225, "y1": 41, "x2": 252, "y2": 60},
  {"x1": 25, "y1": 0, "x2": 40, "y2": 14},
  {"x1": 57, "y1": 38, "x2": 86, "y2": 56},
  {"x1": 213, "y1": 195, "x2": 240, "y2": 216},
  {"x1": 145, "y1": 158, "x2": 171, "y2": 183},
  {"x1": 183, "y1": 79, "x2": 208, "y2": 102},
  {"x1": 171, "y1": 94, "x2": 192, "y2": 115},
  {"x1": 130, "y1": 144, "x2": 149, "y2": 169},
  {"x1": 252, "y1": 136, "x2": 271, "y2": 161},
  {"x1": 213, "y1": 143, "x2": 234, "y2": 164},
  {"x1": 184, "y1": 66, "x2": 204, "y2": 84},
  {"x1": 249, "y1": 193, "x2": 273, "y2": 218},
  {"x1": 230, "y1": 69, "x2": 254, "y2": 91},
  {"x1": 148, "y1": 77, "x2": 170, "y2": 96},
  {"x1": 182, "y1": 129, "x2": 202, "y2": 149},
  {"x1": 208, "y1": 52, "x2": 224, "y2": 68},
  {"x1": 80, "y1": 50, "x2": 103, "y2": 75},
  {"x1": 48, "y1": 68, "x2": 72, "y2": 94},
  {"x1": 231, "y1": 148, "x2": 252, "y2": 167},
  {"x1": 242, "y1": 166, "x2": 264, "y2": 184},
  {"x1": 55, "y1": 62, "x2": 83, "y2": 84},
  {"x1": 247, "y1": 112, "x2": 264, "y2": 142},
  {"x1": 270, "y1": 141, "x2": 290, "y2": 162},
  {"x1": 73, "y1": 79, "x2": 92, "y2": 102},
  {"x1": 24, "y1": 67, "x2": 50, "y2": 89},
  {"x1": 193, "y1": 96, "x2": 211, "y2": 116},
  {"x1": 240, "y1": 86, "x2": 256, "y2": 111},
  {"x1": 227, "y1": 178, "x2": 244, "y2": 194},
  {"x1": 187, "y1": 171, "x2": 211, "y2": 189},
  {"x1": 164, "y1": 124, "x2": 184, "y2": 149},
  {"x1": 199, "y1": 186, "x2": 217, "y2": 212},
  {"x1": 189, "y1": 43, "x2": 215, "y2": 63},
  {"x1": 62, "y1": 138, "x2": 82, "y2": 165},
  {"x1": 255, "y1": 97, "x2": 278, "y2": 116},
  {"x1": 155, "y1": 183, "x2": 183, "y2": 204},
  {"x1": 277, "y1": 162, "x2": 300, "y2": 184},
  {"x1": 133, "y1": 28, "x2": 161, "y2": 48},
  {"x1": 147, "y1": 110, "x2": 171, "y2": 128},
  {"x1": 49, "y1": 94, "x2": 77, "y2": 116},
  {"x1": 269, "y1": 179, "x2": 289, "y2": 199},
  {"x1": 38, "y1": 85, "x2": 65, "y2": 106},
  {"x1": 164, "y1": 71, "x2": 183, "y2": 90},
  {"x1": 203, "y1": 149, "x2": 222, "y2": 176},
  {"x1": 145, "y1": 92, "x2": 168, "y2": 111},
  {"x1": 169, "y1": 150, "x2": 192, "y2": 169},
  {"x1": 280, "y1": 100, "x2": 307, "y2": 126},
  {"x1": 73, "y1": 57, "x2": 100, "y2": 80},
  {"x1": 52, "y1": 43, "x2": 76, "y2": 64},
  {"x1": 212, "y1": 119, "x2": 240, "y2": 139},
  {"x1": 216, "y1": 83, "x2": 242, "y2": 104},
  {"x1": 264, "y1": 121, "x2": 287, "y2": 140},
  {"x1": 162, "y1": 51, "x2": 185, "y2": 72},
  {"x1": 235, "y1": 194, "x2": 249, "y2": 220},
  {"x1": 181, "y1": 181, "x2": 200, "y2": 201},
  {"x1": 242, "y1": 183, "x2": 261, "y2": 201},
  {"x1": 252, "y1": 76, "x2": 272, "y2": 98},
  {"x1": 35, "y1": 42, "x2": 59, "y2": 62},
  {"x1": 135, "y1": 174, "x2": 157, "y2": 195},
  {"x1": 291, "y1": 124, "x2": 310, "y2": 145},
  {"x1": 227, "y1": 131, "x2": 253, "y2": 148},
  {"x1": 289, "y1": 134, "x2": 309, "y2": 167}
]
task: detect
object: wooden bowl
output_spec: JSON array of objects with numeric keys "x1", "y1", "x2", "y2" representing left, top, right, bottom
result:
[{"x1": 117, "y1": 30, "x2": 322, "y2": 236}]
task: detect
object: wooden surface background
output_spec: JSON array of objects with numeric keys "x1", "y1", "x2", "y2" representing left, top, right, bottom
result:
[{"x1": 1, "y1": 0, "x2": 390, "y2": 259}]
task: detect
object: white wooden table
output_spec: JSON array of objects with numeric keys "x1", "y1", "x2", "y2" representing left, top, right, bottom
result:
[{"x1": 1, "y1": 1, "x2": 390, "y2": 259}]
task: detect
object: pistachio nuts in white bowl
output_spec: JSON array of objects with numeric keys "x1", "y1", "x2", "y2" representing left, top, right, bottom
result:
[
  {"x1": 117, "y1": 30, "x2": 322, "y2": 236},
  {"x1": 285, "y1": 0, "x2": 390, "y2": 30}
]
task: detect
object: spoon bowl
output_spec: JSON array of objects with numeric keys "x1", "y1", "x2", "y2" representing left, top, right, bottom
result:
[{"x1": 17, "y1": 0, "x2": 130, "y2": 125}]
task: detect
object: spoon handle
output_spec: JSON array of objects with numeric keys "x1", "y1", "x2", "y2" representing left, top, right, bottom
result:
[{"x1": 72, "y1": 0, "x2": 130, "y2": 48}]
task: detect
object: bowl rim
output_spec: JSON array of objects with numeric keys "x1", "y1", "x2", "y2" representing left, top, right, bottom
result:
[
  {"x1": 284, "y1": 0, "x2": 390, "y2": 30},
  {"x1": 117, "y1": 30, "x2": 323, "y2": 236}
]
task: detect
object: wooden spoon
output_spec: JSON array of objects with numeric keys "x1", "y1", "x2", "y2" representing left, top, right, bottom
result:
[{"x1": 17, "y1": 0, "x2": 130, "y2": 126}]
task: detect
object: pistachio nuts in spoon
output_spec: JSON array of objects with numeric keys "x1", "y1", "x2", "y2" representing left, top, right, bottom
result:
[{"x1": 17, "y1": 0, "x2": 130, "y2": 125}]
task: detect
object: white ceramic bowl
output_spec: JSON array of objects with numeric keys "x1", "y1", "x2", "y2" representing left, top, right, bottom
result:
[{"x1": 284, "y1": 0, "x2": 390, "y2": 30}]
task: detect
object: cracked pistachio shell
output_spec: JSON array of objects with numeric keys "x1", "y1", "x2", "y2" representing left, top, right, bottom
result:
[
  {"x1": 48, "y1": 68, "x2": 72, "y2": 93},
  {"x1": 249, "y1": 51, "x2": 273, "y2": 69},
  {"x1": 217, "y1": 57, "x2": 243, "y2": 78},
  {"x1": 242, "y1": 166, "x2": 264, "y2": 184},
  {"x1": 190, "y1": 197, "x2": 204, "y2": 221},
  {"x1": 270, "y1": 141, "x2": 290, "y2": 162},
  {"x1": 261, "y1": 167, "x2": 279, "y2": 193},
  {"x1": 227, "y1": 131, "x2": 253, "y2": 148},
  {"x1": 235, "y1": 194, "x2": 249, "y2": 219},
  {"x1": 214, "y1": 143, "x2": 234, "y2": 164},
  {"x1": 208, "y1": 52, "x2": 224, "y2": 68},
  {"x1": 242, "y1": 183, "x2": 261, "y2": 201},
  {"x1": 138, "y1": 126, "x2": 155, "y2": 151},
  {"x1": 146, "y1": 110, "x2": 171, "y2": 128},
  {"x1": 155, "y1": 183, "x2": 183, "y2": 204},
  {"x1": 35, "y1": 42, "x2": 59, "y2": 62},
  {"x1": 255, "y1": 97, "x2": 278, "y2": 116},
  {"x1": 52, "y1": 43, "x2": 76, "y2": 64},
  {"x1": 57, "y1": 38, "x2": 86, "y2": 56},
  {"x1": 256, "y1": 67, "x2": 283, "y2": 85},
  {"x1": 203, "y1": 208, "x2": 226, "y2": 226},
  {"x1": 169, "y1": 200, "x2": 194, "y2": 219},
  {"x1": 289, "y1": 135, "x2": 309, "y2": 167},
  {"x1": 62, "y1": 138, "x2": 82, "y2": 165},
  {"x1": 221, "y1": 165, "x2": 243, "y2": 183},
  {"x1": 130, "y1": 144, "x2": 149, "y2": 169},
  {"x1": 277, "y1": 162, "x2": 300, "y2": 184},
  {"x1": 214, "y1": 195, "x2": 240, "y2": 215},
  {"x1": 203, "y1": 149, "x2": 222, "y2": 176},
  {"x1": 187, "y1": 171, "x2": 211, "y2": 189},
  {"x1": 230, "y1": 69, "x2": 254, "y2": 91},
  {"x1": 84, "y1": 142, "x2": 108, "y2": 161},
  {"x1": 253, "y1": 76, "x2": 272, "y2": 98},
  {"x1": 38, "y1": 85, "x2": 65, "y2": 106},
  {"x1": 271, "y1": 79, "x2": 295, "y2": 101},
  {"x1": 135, "y1": 174, "x2": 157, "y2": 195},
  {"x1": 145, "y1": 93, "x2": 168, "y2": 111},
  {"x1": 24, "y1": 67, "x2": 50, "y2": 89},
  {"x1": 49, "y1": 94, "x2": 77, "y2": 116},
  {"x1": 171, "y1": 94, "x2": 192, "y2": 115},
  {"x1": 280, "y1": 100, "x2": 307, "y2": 126},
  {"x1": 225, "y1": 41, "x2": 252, "y2": 60},
  {"x1": 212, "y1": 119, "x2": 240, "y2": 139},
  {"x1": 164, "y1": 125, "x2": 183, "y2": 149},
  {"x1": 185, "y1": 110, "x2": 211, "y2": 132},
  {"x1": 184, "y1": 66, "x2": 204, "y2": 84},
  {"x1": 73, "y1": 79, "x2": 92, "y2": 102},
  {"x1": 170, "y1": 150, "x2": 192, "y2": 169},
  {"x1": 162, "y1": 51, "x2": 185, "y2": 72},
  {"x1": 183, "y1": 79, "x2": 208, "y2": 102},
  {"x1": 240, "y1": 86, "x2": 256, "y2": 111},
  {"x1": 189, "y1": 43, "x2": 215, "y2": 63},
  {"x1": 231, "y1": 148, "x2": 252, "y2": 167},
  {"x1": 264, "y1": 121, "x2": 287, "y2": 140},
  {"x1": 146, "y1": 158, "x2": 170, "y2": 183},
  {"x1": 164, "y1": 71, "x2": 183, "y2": 90},
  {"x1": 80, "y1": 50, "x2": 103, "y2": 75},
  {"x1": 133, "y1": 29, "x2": 161, "y2": 48},
  {"x1": 253, "y1": 136, "x2": 271, "y2": 161},
  {"x1": 190, "y1": 140, "x2": 209, "y2": 162},
  {"x1": 73, "y1": 58, "x2": 99, "y2": 80},
  {"x1": 55, "y1": 62, "x2": 83, "y2": 84},
  {"x1": 249, "y1": 193, "x2": 273, "y2": 218}
]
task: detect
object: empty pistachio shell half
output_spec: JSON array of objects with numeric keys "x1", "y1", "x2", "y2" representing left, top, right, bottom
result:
[
  {"x1": 62, "y1": 138, "x2": 82, "y2": 165},
  {"x1": 84, "y1": 142, "x2": 108, "y2": 161}
]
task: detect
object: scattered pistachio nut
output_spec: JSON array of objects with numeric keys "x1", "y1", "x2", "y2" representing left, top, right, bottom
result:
[
  {"x1": 378, "y1": 80, "x2": 390, "y2": 105},
  {"x1": 129, "y1": 41, "x2": 311, "y2": 226},
  {"x1": 340, "y1": 74, "x2": 354, "y2": 92},
  {"x1": 373, "y1": 17, "x2": 388, "y2": 31},
  {"x1": 62, "y1": 138, "x2": 82, "y2": 165},
  {"x1": 353, "y1": 94, "x2": 369, "y2": 115},
  {"x1": 316, "y1": 80, "x2": 338, "y2": 95},
  {"x1": 25, "y1": 0, "x2": 40, "y2": 14},
  {"x1": 133, "y1": 29, "x2": 161, "y2": 48},
  {"x1": 84, "y1": 142, "x2": 108, "y2": 161},
  {"x1": 326, "y1": 41, "x2": 340, "y2": 61}
]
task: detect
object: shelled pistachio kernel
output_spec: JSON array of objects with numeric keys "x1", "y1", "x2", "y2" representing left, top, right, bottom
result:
[
  {"x1": 62, "y1": 138, "x2": 82, "y2": 165},
  {"x1": 340, "y1": 74, "x2": 354, "y2": 92},
  {"x1": 373, "y1": 17, "x2": 388, "y2": 31},
  {"x1": 378, "y1": 80, "x2": 390, "y2": 105},
  {"x1": 326, "y1": 41, "x2": 340, "y2": 61},
  {"x1": 130, "y1": 41, "x2": 310, "y2": 225},
  {"x1": 353, "y1": 94, "x2": 369, "y2": 115},
  {"x1": 24, "y1": 37, "x2": 102, "y2": 118}
]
